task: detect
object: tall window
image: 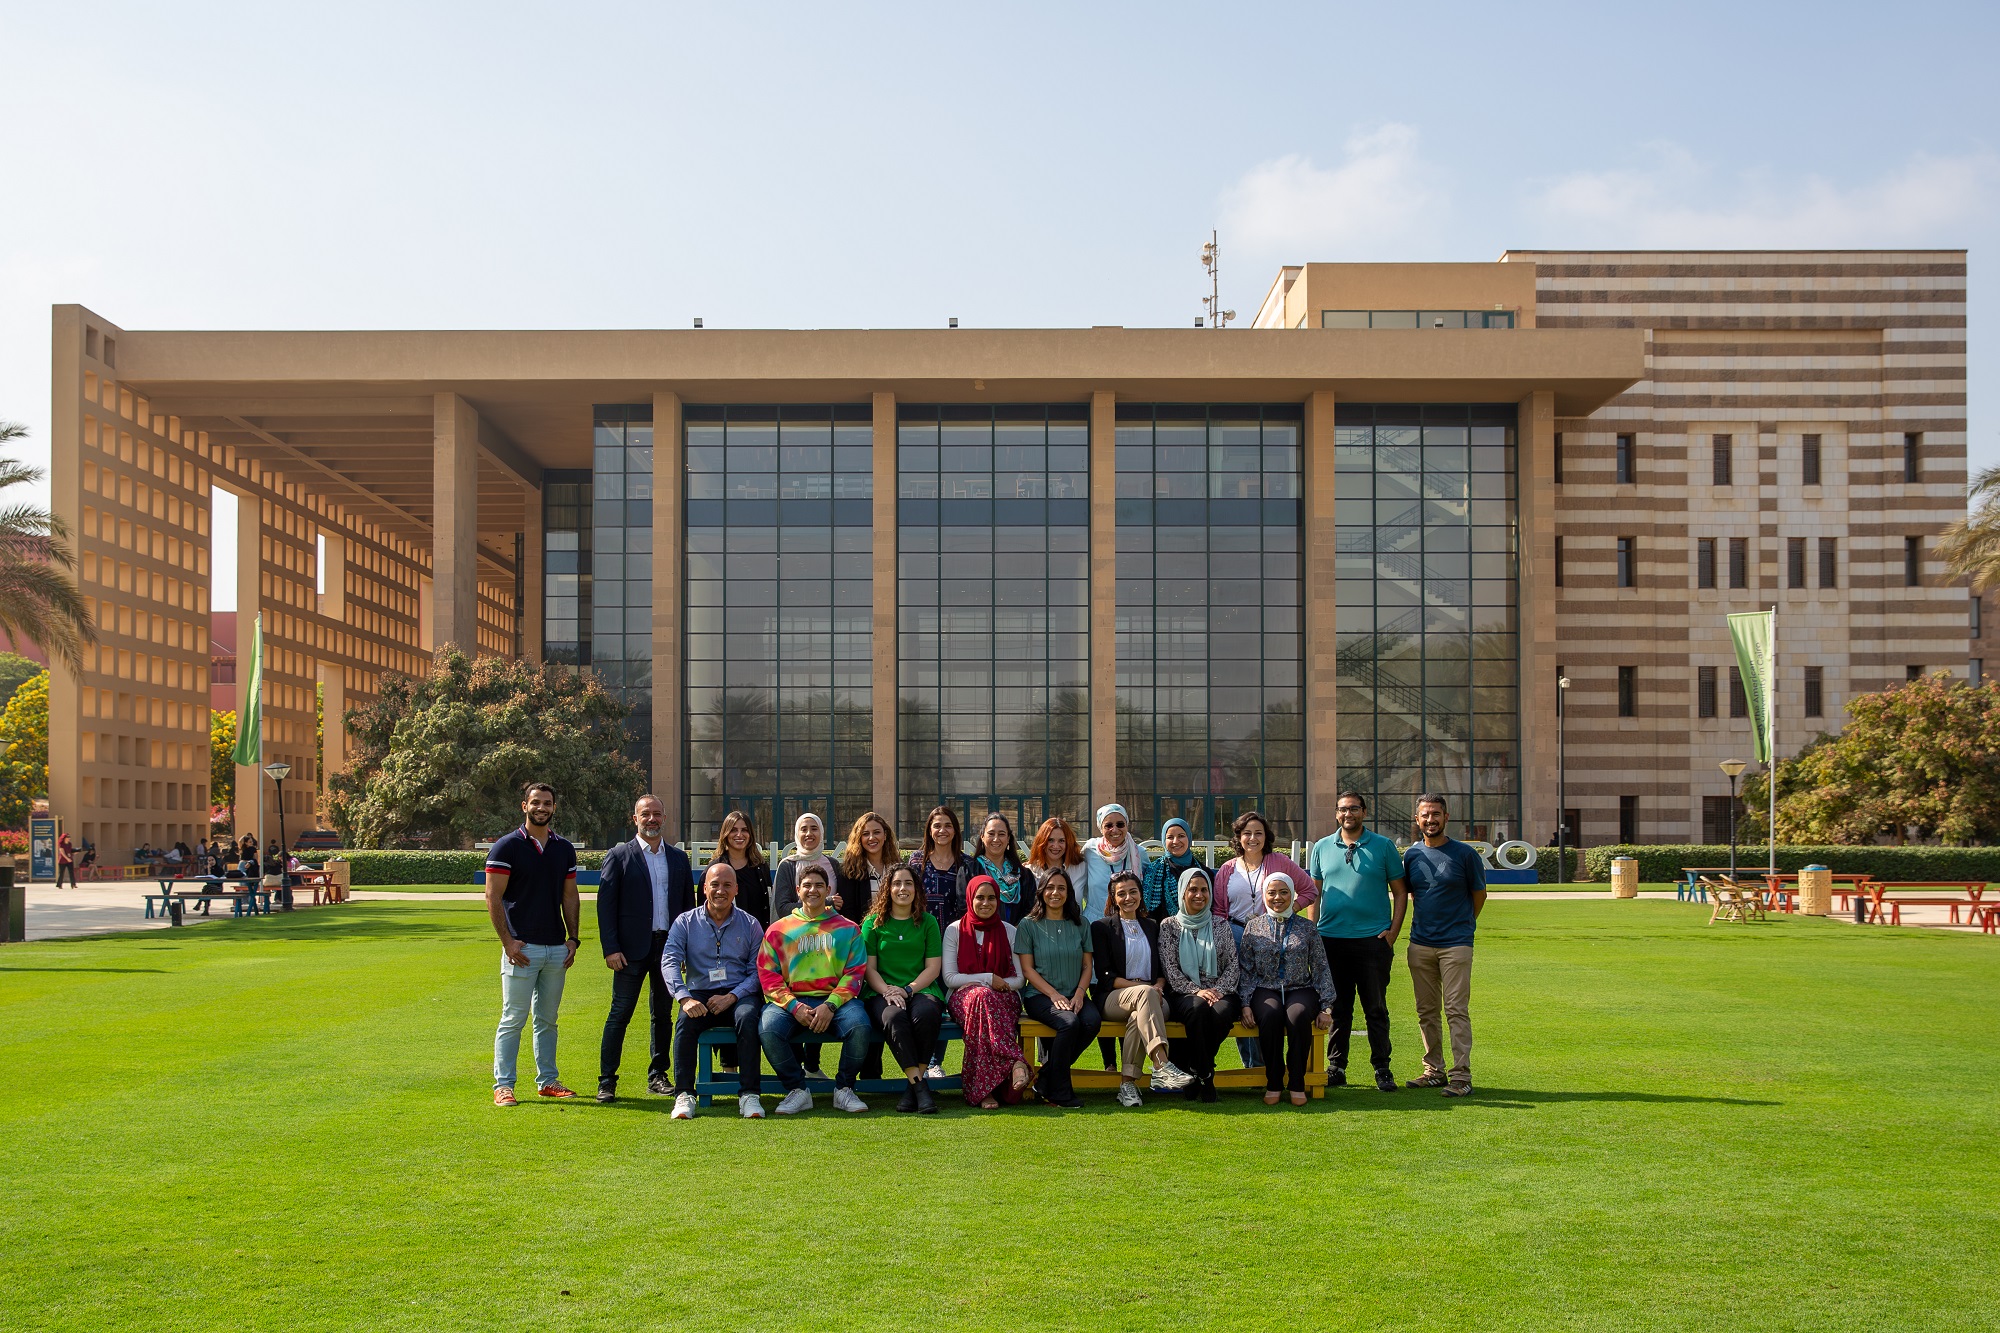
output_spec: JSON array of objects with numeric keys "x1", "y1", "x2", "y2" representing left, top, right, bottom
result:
[
  {"x1": 684, "y1": 405, "x2": 874, "y2": 839},
  {"x1": 1802, "y1": 433, "x2": 1822, "y2": 486},
  {"x1": 901, "y1": 404, "x2": 1090, "y2": 839},
  {"x1": 1728, "y1": 666, "x2": 1748, "y2": 719},
  {"x1": 1697, "y1": 665, "x2": 1718, "y2": 718},
  {"x1": 1804, "y1": 665, "x2": 1824, "y2": 718},
  {"x1": 1788, "y1": 537, "x2": 1806, "y2": 590},
  {"x1": 1119, "y1": 404, "x2": 1301, "y2": 836},
  {"x1": 1554, "y1": 535, "x2": 1565, "y2": 588},
  {"x1": 1712, "y1": 434, "x2": 1733, "y2": 486},
  {"x1": 1904, "y1": 432, "x2": 1921, "y2": 483},
  {"x1": 1619, "y1": 794, "x2": 1638, "y2": 844},
  {"x1": 1973, "y1": 594, "x2": 1982, "y2": 634},
  {"x1": 1334, "y1": 405, "x2": 1519, "y2": 840},
  {"x1": 1696, "y1": 537, "x2": 1717, "y2": 589},
  {"x1": 1729, "y1": 537, "x2": 1749, "y2": 590},
  {"x1": 1616, "y1": 536, "x2": 1636, "y2": 588},
  {"x1": 1905, "y1": 536, "x2": 1922, "y2": 587},
  {"x1": 1618, "y1": 665, "x2": 1637, "y2": 718},
  {"x1": 1702, "y1": 795, "x2": 1733, "y2": 845},
  {"x1": 1615, "y1": 434, "x2": 1635, "y2": 484},
  {"x1": 1553, "y1": 432, "x2": 1564, "y2": 484},
  {"x1": 1819, "y1": 537, "x2": 1838, "y2": 589},
  {"x1": 543, "y1": 474, "x2": 592, "y2": 667},
  {"x1": 588, "y1": 405, "x2": 654, "y2": 769},
  {"x1": 1907, "y1": 665, "x2": 1924, "y2": 682},
  {"x1": 1974, "y1": 659, "x2": 1985, "y2": 686}
]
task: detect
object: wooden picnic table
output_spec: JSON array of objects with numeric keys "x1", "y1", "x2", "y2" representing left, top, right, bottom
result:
[
  {"x1": 1847, "y1": 882, "x2": 1992, "y2": 926},
  {"x1": 142, "y1": 877, "x2": 272, "y2": 922}
]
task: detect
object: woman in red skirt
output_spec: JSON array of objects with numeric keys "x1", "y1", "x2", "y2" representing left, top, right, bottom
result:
[{"x1": 942, "y1": 875, "x2": 1032, "y2": 1109}]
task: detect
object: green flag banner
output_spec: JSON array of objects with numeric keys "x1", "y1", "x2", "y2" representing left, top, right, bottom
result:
[
  {"x1": 1727, "y1": 609, "x2": 1775, "y2": 763},
  {"x1": 231, "y1": 613, "x2": 263, "y2": 767}
]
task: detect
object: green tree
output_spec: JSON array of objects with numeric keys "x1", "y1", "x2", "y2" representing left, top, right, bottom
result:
[
  {"x1": 1740, "y1": 673, "x2": 2000, "y2": 845},
  {"x1": 0, "y1": 669, "x2": 49, "y2": 828},
  {"x1": 0, "y1": 651, "x2": 42, "y2": 710},
  {"x1": 328, "y1": 646, "x2": 645, "y2": 849},
  {"x1": 211, "y1": 710, "x2": 237, "y2": 818},
  {"x1": 0, "y1": 422, "x2": 97, "y2": 672}
]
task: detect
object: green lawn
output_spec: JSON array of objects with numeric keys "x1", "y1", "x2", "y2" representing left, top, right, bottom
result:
[{"x1": 3, "y1": 900, "x2": 1996, "y2": 1331}]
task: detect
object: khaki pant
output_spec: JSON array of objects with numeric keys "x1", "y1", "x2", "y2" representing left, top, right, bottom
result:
[
  {"x1": 1101, "y1": 984, "x2": 1170, "y2": 1080},
  {"x1": 1406, "y1": 943, "x2": 1473, "y2": 1085}
]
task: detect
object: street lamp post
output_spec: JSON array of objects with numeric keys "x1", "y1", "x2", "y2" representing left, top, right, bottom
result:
[
  {"x1": 1719, "y1": 759, "x2": 1747, "y2": 880},
  {"x1": 1556, "y1": 674, "x2": 1571, "y2": 884},
  {"x1": 264, "y1": 761, "x2": 293, "y2": 909}
]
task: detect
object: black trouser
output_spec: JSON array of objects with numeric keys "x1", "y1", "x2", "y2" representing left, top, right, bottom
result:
[
  {"x1": 670, "y1": 991, "x2": 763, "y2": 1095},
  {"x1": 1322, "y1": 935, "x2": 1393, "y2": 1073},
  {"x1": 1251, "y1": 986, "x2": 1319, "y2": 1092},
  {"x1": 1166, "y1": 989, "x2": 1237, "y2": 1079},
  {"x1": 56, "y1": 861, "x2": 77, "y2": 887},
  {"x1": 865, "y1": 992, "x2": 945, "y2": 1073},
  {"x1": 600, "y1": 931, "x2": 670, "y2": 1082},
  {"x1": 1021, "y1": 992, "x2": 1104, "y2": 1099}
]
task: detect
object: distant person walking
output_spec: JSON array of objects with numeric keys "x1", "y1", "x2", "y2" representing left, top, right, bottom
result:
[
  {"x1": 55, "y1": 832, "x2": 76, "y2": 887},
  {"x1": 485, "y1": 782, "x2": 581, "y2": 1106},
  {"x1": 1307, "y1": 791, "x2": 1408, "y2": 1092},
  {"x1": 1401, "y1": 794, "x2": 1485, "y2": 1098}
]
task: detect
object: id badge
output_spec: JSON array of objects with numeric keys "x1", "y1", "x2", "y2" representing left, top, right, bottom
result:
[{"x1": 709, "y1": 966, "x2": 728, "y2": 982}]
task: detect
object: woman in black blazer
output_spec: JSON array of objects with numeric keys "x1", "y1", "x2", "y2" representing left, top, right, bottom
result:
[{"x1": 1089, "y1": 870, "x2": 1195, "y2": 1107}]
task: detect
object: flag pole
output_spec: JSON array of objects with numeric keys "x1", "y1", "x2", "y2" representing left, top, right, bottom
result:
[
  {"x1": 256, "y1": 612, "x2": 265, "y2": 867},
  {"x1": 1767, "y1": 605, "x2": 1777, "y2": 878}
]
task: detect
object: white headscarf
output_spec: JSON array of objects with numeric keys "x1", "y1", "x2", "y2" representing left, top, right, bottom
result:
[{"x1": 1264, "y1": 871, "x2": 1296, "y2": 921}]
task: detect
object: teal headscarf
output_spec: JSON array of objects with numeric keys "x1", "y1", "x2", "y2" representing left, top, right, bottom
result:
[
  {"x1": 1173, "y1": 865, "x2": 1217, "y2": 984},
  {"x1": 1143, "y1": 818, "x2": 1197, "y2": 915}
]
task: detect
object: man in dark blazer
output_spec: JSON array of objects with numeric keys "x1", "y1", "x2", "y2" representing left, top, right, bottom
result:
[{"x1": 596, "y1": 793, "x2": 696, "y2": 1102}]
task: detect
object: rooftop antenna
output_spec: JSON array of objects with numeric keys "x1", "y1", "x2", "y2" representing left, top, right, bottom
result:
[{"x1": 1201, "y1": 230, "x2": 1235, "y2": 330}]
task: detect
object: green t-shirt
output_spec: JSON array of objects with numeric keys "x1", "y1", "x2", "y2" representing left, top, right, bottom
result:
[
  {"x1": 861, "y1": 912, "x2": 945, "y2": 999},
  {"x1": 1014, "y1": 916, "x2": 1092, "y2": 996}
]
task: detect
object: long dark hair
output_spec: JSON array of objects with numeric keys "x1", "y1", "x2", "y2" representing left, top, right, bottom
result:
[
  {"x1": 975, "y1": 812, "x2": 1025, "y2": 876},
  {"x1": 865, "y1": 863, "x2": 926, "y2": 924},
  {"x1": 841, "y1": 811, "x2": 900, "y2": 879},
  {"x1": 716, "y1": 810, "x2": 766, "y2": 868},
  {"x1": 919, "y1": 805, "x2": 964, "y2": 864},
  {"x1": 1027, "y1": 867, "x2": 1083, "y2": 925}
]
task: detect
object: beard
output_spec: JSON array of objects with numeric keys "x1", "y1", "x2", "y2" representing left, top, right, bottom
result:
[{"x1": 527, "y1": 809, "x2": 553, "y2": 828}]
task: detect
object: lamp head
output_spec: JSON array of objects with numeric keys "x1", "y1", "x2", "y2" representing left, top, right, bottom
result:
[
  {"x1": 1718, "y1": 759, "x2": 1747, "y2": 779},
  {"x1": 264, "y1": 761, "x2": 293, "y2": 782},
  {"x1": 1557, "y1": 675, "x2": 1571, "y2": 690}
]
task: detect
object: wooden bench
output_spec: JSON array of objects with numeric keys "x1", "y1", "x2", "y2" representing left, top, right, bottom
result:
[
  {"x1": 293, "y1": 831, "x2": 343, "y2": 854},
  {"x1": 1020, "y1": 1018, "x2": 1327, "y2": 1098}
]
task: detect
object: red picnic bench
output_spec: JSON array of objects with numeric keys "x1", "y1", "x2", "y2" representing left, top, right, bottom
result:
[{"x1": 1843, "y1": 881, "x2": 1992, "y2": 926}]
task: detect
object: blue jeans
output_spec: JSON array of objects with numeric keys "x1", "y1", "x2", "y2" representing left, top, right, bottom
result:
[
  {"x1": 494, "y1": 943, "x2": 568, "y2": 1089},
  {"x1": 760, "y1": 999, "x2": 871, "y2": 1091}
]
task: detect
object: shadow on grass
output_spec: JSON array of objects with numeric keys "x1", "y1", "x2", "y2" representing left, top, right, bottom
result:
[{"x1": 0, "y1": 965, "x2": 168, "y2": 973}]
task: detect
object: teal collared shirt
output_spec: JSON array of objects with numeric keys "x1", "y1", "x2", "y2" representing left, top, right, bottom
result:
[{"x1": 1307, "y1": 829, "x2": 1405, "y2": 939}]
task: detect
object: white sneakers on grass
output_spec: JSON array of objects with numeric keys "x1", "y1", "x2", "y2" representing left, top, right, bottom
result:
[
  {"x1": 775, "y1": 1088, "x2": 814, "y2": 1115},
  {"x1": 832, "y1": 1087, "x2": 869, "y2": 1114},
  {"x1": 1151, "y1": 1061, "x2": 1194, "y2": 1091},
  {"x1": 671, "y1": 1092, "x2": 696, "y2": 1120},
  {"x1": 739, "y1": 1093, "x2": 765, "y2": 1119},
  {"x1": 1116, "y1": 1081, "x2": 1144, "y2": 1108}
]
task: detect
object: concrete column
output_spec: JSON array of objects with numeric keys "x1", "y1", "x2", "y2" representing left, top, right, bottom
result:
[
  {"x1": 519, "y1": 485, "x2": 543, "y2": 665},
  {"x1": 46, "y1": 306, "x2": 85, "y2": 839},
  {"x1": 1088, "y1": 389, "x2": 1117, "y2": 816},
  {"x1": 651, "y1": 391, "x2": 684, "y2": 837},
  {"x1": 234, "y1": 492, "x2": 265, "y2": 842},
  {"x1": 1518, "y1": 390, "x2": 1559, "y2": 844},
  {"x1": 319, "y1": 534, "x2": 348, "y2": 780},
  {"x1": 431, "y1": 392, "x2": 480, "y2": 653},
  {"x1": 871, "y1": 391, "x2": 898, "y2": 820},
  {"x1": 1302, "y1": 390, "x2": 1340, "y2": 835}
]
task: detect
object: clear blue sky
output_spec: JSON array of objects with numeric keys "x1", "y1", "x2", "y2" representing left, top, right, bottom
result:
[{"x1": 2, "y1": 0, "x2": 1992, "y2": 609}]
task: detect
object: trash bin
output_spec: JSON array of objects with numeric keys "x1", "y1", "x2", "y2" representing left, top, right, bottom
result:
[
  {"x1": 0, "y1": 855, "x2": 21, "y2": 943},
  {"x1": 1798, "y1": 864, "x2": 1832, "y2": 916},
  {"x1": 1610, "y1": 856, "x2": 1639, "y2": 899},
  {"x1": 326, "y1": 857, "x2": 351, "y2": 903}
]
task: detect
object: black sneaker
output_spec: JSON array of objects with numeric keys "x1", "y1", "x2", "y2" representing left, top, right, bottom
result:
[
  {"x1": 1442, "y1": 1083, "x2": 1473, "y2": 1098},
  {"x1": 595, "y1": 1078, "x2": 617, "y2": 1104},
  {"x1": 895, "y1": 1084, "x2": 920, "y2": 1113},
  {"x1": 914, "y1": 1080, "x2": 939, "y2": 1114},
  {"x1": 1198, "y1": 1077, "x2": 1219, "y2": 1104},
  {"x1": 1328, "y1": 1067, "x2": 1347, "y2": 1088},
  {"x1": 1374, "y1": 1070, "x2": 1399, "y2": 1092},
  {"x1": 647, "y1": 1072, "x2": 672, "y2": 1097}
]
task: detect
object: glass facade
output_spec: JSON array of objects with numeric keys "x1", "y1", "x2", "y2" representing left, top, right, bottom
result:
[
  {"x1": 1334, "y1": 404, "x2": 1519, "y2": 841},
  {"x1": 683, "y1": 406, "x2": 873, "y2": 840},
  {"x1": 590, "y1": 406, "x2": 654, "y2": 772},
  {"x1": 542, "y1": 472, "x2": 592, "y2": 666},
  {"x1": 1321, "y1": 310, "x2": 1516, "y2": 329},
  {"x1": 896, "y1": 405, "x2": 1090, "y2": 840},
  {"x1": 1114, "y1": 405, "x2": 1305, "y2": 840}
]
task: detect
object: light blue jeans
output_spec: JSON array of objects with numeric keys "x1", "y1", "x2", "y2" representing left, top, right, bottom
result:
[{"x1": 494, "y1": 943, "x2": 568, "y2": 1089}]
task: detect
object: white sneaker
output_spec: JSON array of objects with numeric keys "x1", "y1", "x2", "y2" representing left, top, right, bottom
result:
[
  {"x1": 1116, "y1": 1081, "x2": 1144, "y2": 1108},
  {"x1": 1152, "y1": 1061, "x2": 1194, "y2": 1091},
  {"x1": 924, "y1": 1061, "x2": 948, "y2": 1081},
  {"x1": 832, "y1": 1087, "x2": 869, "y2": 1114},
  {"x1": 671, "y1": 1092, "x2": 696, "y2": 1119},
  {"x1": 775, "y1": 1088, "x2": 814, "y2": 1116},
  {"x1": 738, "y1": 1092, "x2": 765, "y2": 1119}
]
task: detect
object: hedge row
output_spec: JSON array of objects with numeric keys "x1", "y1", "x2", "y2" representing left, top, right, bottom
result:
[
  {"x1": 1583, "y1": 843, "x2": 2000, "y2": 884},
  {"x1": 332, "y1": 848, "x2": 607, "y2": 885}
]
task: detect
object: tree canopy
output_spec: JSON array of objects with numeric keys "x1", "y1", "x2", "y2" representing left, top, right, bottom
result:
[
  {"x1": 0, "y1": 651, "x2": 43, "y2": 710},
  {"x1": 1741, "y1": 672, "x2": 2000, "y2": 845},
  {"x1": 210, "y1": 710, "x2": 236, "y2": 816},
  {"x1": 0, "y1": 669, "x2": 49, "y2": 828},
  {"x1": 327, "y1": 647, "x2": 646, "y2": 849},
  {"x1": 0, "y1": 422, "x2": 97, "y2": 672}
]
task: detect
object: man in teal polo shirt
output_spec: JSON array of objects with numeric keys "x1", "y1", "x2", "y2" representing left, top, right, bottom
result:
[{"x1": 1306, "y1": 790, "x2": 1408, "y2": 1091}]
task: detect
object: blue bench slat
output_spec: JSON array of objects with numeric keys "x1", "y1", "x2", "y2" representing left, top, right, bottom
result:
[{"x1": 693, "y1": 1020, "x2": 967, "y2": 1105}]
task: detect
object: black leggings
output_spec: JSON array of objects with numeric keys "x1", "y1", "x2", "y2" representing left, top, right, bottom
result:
[
  {"x1": 1251, "y1": 987, "x2": 1319, "y2": 1092},
  {"x1": 865, "y1": 992, "x2": 944, "y2": 1074},
  {"x1": 1167, "y1": 989, "x2": 1237, "y2": 1079}
]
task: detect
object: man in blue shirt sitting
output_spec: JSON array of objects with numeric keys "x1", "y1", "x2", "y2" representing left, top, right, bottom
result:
[
  {"x1": 1306, "y1": 790, "x2": 1408, "y2": 1091},
  {"x1": 662, "y1": 862, "x2": 768, "y2": 1120},
  {"x1": 1400, "y1": 793, "x2": 1486, "y2": 1097}
]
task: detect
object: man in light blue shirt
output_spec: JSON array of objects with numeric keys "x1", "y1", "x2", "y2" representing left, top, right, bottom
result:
[
  {"x1": 1306, "y1": 790, "x2": 1409, "y2": 1091},
  {"x1": 662, "y1": 863, "x2": 768, "y2": 1119}
]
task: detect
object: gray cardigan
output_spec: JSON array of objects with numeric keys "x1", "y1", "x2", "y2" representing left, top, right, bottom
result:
[{"x1": 1157, "y1": 915, "x2": 1240, "y2": 996}]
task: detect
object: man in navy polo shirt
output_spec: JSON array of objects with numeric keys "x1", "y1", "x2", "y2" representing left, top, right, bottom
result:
[
  {"x1": 1401, "y1": 793, "x2": 1486, "y2": 1097},
  {"x1": 485, "y1": 781, "x2": 581, "y2": 1106},
  {"x1": 1306, "y1": 790, "x2": 1408, "y2": 1091}
]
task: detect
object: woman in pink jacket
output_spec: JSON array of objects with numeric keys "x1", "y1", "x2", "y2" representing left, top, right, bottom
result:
[{"x1": 1210, "y1": 810, "x2": 1315, "y2": 1069}]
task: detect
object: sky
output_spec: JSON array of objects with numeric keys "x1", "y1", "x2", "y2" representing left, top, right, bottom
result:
[{"x1": 1, "y1": 0, "x2": 1992, "y2": 610}]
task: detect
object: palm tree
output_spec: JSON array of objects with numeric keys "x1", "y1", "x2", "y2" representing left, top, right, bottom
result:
[
  {"x1": 1939, "y1": 464, "x2": 2000, "y2": 592},
  {"x1": 0, "y1": 421, "x2": 95, "y2": 672}
]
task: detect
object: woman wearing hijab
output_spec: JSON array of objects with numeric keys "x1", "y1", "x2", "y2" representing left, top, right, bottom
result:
[
  {"x1": 1141, "y1": 818, "x2": 1199, "y2": 919},
  {"x1": 1081, "y1": 804, "x2": 1146, "y2": 925},
  {"x1": 1236, "y1": 872, "x2": 1336, "y2": 1106},
  {"x1": 972, "y1": 812, "x2": 1031, "y2": 925},
  {"x1": 1157, "y1": 866, "x2": 1240, "y2": 1102},
  {"x1": 1211, "y1": 810, "x2": 1315, "y2": 1067},
  {"x1": 773, "y1": 813, "x2": 853, "y2": 919},
  {"x1": 942, "y1": 875, "x2": 1032, "y2": 1109}
]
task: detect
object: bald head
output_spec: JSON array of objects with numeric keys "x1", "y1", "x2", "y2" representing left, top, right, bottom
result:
[{"x1": 702, "y1": 861, "x2": 738, "y2": 918}]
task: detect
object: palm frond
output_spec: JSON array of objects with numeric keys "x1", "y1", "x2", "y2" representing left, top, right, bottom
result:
[
  {"x1": 0, "y1": 422, "x2": 25, "y2": 448},
  {"x1": 0, "y1": 560, "x2": 97, "y2": 673},
  {"x1": 0, "y1": 459, "x2": 44, "y2": 493}
]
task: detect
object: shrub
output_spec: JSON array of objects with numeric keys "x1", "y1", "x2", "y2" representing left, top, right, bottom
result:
[
  {"x1": 334, "y1": 847, "x2": 607, "y2": 885},
  {"x1": 1585, "y1": 843, "x2": 2000, "y2": 884}
]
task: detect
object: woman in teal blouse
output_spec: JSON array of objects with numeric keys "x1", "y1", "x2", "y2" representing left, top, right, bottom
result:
[{"x1": 1014, "y1": 869, "x2": 1101, "y2": 1108}]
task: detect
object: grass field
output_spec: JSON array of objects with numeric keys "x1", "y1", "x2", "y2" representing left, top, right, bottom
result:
[{"x1": 3, "y1": 898, "x2": 1996, "y2": 1331}]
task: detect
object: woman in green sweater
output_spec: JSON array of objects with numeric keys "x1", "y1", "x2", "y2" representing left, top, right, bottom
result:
[
  {"x1": 862, "y1": 864, "x2": 945, "y2": 1114},
  {"x1": 1014, "y1": 868, "x2": 1101, "y2": 1109}
]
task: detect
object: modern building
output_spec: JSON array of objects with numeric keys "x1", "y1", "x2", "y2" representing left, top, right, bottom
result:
[{"x1": 46, "y1": 248, "x2": 1967, "y2": 855}]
